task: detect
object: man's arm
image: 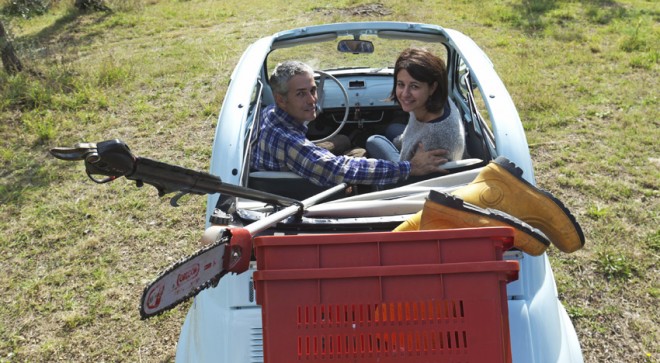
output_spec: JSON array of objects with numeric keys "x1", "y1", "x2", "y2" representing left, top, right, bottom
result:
[{"x1": 286, "y1": 139, "x2": 409, "y2": 187}]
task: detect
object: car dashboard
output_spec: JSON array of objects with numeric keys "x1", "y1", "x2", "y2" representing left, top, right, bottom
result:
[
  {"x1": 308, "y1": 69, "x2": 406, "y2": 144},
  {"x1": 318, "y1": 69, "x2": 397, "y2": 110}
]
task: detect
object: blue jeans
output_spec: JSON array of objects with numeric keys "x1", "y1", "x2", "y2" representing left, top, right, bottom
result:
[
  {"x1": 385, "y1": 122, "x2": 406, "y2": 142},
  {"x1": 366, "y1": 123, "x2": 405, "y2": 161},
  {"x1": 366, "y1": 135, "x2": 400, "y2": 161}
]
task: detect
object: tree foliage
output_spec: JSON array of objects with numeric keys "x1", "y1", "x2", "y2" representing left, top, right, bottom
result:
[
  {"x1": 2, "y1": 0, "x2": 51, "y2": 18},
  {"x1": 74, "y1": 0, "x2": 111, "y2": 12}
]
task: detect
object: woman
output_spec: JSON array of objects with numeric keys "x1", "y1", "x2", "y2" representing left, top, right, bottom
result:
[{"x1": 367, "y1": 48, "x2": 465, "y2": 163}]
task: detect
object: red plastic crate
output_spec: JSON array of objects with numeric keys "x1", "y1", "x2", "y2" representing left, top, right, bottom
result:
[{"x1": 253, "y1": 227, "x2": 519, "y2": 363}]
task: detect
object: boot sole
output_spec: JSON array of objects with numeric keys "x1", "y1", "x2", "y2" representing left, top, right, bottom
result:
[
  {"x1": 427, "y1": 190, "x2": 550, "y2": 256},
  {"x1": 493, "y1": 156, "x2": 586, "y2": 250}
]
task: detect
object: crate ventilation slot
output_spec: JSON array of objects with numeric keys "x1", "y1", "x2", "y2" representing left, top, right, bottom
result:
[{"x1": 295, "y1": 300, "x2": 468, "y2": 359}]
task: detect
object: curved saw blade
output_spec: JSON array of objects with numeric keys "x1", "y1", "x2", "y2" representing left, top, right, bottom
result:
[{"x1": 139, "y1": 232, "x2": 229, "y2": 319}]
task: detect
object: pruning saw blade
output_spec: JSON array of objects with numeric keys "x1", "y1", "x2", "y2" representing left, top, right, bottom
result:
[{"x1": 139, "y1": 227, "x2": 252, "y2": 319}]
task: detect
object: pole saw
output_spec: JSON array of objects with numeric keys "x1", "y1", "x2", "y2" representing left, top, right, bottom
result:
[{"x1": 50, "y1": 139, "x2": 347, "y2": 319}]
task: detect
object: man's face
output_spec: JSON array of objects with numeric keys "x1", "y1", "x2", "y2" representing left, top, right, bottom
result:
[{"x1": 276, "y1": 73, "x2": 318, "y2": 124}]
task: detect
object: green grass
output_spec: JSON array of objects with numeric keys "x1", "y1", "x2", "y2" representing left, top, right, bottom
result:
[{"x1": 1, "y1": 0, "x2": 659, "y2": 362}]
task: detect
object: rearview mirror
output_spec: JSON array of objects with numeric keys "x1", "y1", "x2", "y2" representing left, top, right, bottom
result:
[{"x1": 337, "y1": 40, "x2": 374, "y2": 54}]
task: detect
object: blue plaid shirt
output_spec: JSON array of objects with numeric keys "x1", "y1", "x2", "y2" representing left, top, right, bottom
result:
[{"x1": 250, "y1": 105, "x2": 410, "y2": 187}]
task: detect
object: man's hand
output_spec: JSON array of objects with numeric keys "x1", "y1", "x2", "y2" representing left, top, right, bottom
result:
[{"x1": 409, "y1": 143, "x2": 449, "y2": 176}]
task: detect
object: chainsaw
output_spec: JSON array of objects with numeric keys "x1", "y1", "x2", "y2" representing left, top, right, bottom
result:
[{"x1": 50, "y1": 139, "x2": 347, "y2": 319}]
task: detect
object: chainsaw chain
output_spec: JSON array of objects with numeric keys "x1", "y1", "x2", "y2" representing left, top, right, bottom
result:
[{"x1": 139, "y1": 231, "x2": 231, "y2": 320}]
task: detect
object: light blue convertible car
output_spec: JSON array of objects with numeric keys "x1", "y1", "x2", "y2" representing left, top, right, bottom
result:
[{"x1": 175, "y1": 22, "x2": 584, "y2": 363}]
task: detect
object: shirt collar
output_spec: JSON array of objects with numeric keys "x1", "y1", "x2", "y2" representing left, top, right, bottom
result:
[{"x1": 272, "y1": 105, "x2": 308, "y2": 133}]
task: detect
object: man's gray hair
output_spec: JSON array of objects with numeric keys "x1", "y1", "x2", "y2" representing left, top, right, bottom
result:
[{"x1": 270, "y1": 61, "x2": 314, "y2": 96}]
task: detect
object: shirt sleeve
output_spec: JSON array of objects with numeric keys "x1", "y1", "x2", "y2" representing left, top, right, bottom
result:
[{"x1": 285, "y1": 137, "x2": 410, "y2": 187}]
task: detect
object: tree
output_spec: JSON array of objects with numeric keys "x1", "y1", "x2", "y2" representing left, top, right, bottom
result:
[{"x1": 0, "y1": 20, "x2": 23, "y2": 75}]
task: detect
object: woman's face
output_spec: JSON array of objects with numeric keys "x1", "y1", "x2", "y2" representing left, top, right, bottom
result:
[{"x1": 395, "y1": 69, "x2": 437, "y2": 118}]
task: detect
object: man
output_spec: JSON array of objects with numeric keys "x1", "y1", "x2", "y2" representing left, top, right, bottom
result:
[{"x1": 250, "y1": 61, "x2": 448, "y2": 187}]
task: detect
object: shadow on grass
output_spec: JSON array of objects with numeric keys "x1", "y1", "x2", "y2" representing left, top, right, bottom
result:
[
  {"x1": 0, "y1": 145, "x2": 64, "y2": 206},
  {"x1": 12, "y1": 7, "x2": 112, "y2": 61}
]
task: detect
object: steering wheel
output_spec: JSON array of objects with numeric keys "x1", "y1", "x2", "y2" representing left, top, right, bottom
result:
[{"x1": 311, "y1": 70, "x2": 350, "y2": 144}]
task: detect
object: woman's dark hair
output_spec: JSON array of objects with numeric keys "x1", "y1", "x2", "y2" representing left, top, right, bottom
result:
[{"x1": 389, "y1": 47, "x2": 448, "y2": 113}]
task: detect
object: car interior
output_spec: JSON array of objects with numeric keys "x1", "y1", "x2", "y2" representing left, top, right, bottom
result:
[{"x1": 244, "y1": 39, "x2": 496, "y2": 201}]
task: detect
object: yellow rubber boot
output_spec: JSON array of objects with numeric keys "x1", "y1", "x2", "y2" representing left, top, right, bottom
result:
[
  {"x1": 393, "y1": 210, "x2": 422, "y2": 231},
  {"x1": 393, "y1": 190, "x2": 550, "y2": 256},
  {"x1": 451, "y1": 157, "x2": 585, "y2": 253}
]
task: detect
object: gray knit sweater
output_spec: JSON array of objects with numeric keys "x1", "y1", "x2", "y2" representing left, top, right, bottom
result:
[{"x1": 396, "y1": 99, "x2": 466, "y2": 162}]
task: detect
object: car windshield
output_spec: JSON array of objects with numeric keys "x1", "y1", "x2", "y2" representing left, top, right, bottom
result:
[{"x1": 266, "y1": 35, "x2": 448, "y2": 74}]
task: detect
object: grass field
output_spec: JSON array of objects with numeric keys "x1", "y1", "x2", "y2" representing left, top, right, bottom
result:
[{"x1": 1, "y1": 0, "x2": 658, "y2": 362}]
